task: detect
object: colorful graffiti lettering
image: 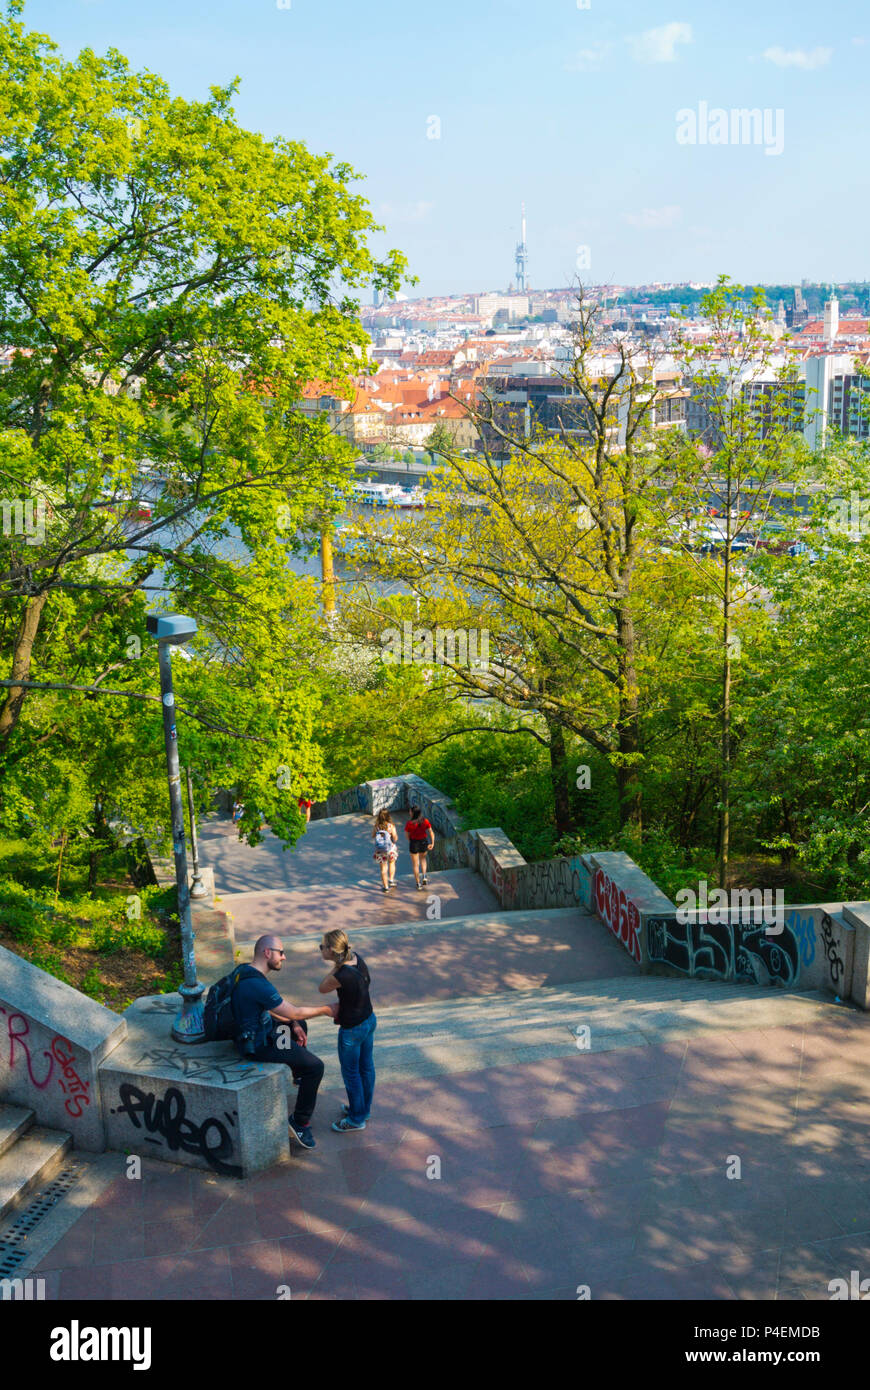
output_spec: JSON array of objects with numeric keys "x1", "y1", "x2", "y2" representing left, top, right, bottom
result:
[
  {"x1": 646, "y1": 915, "x2": 800, "y2": 986},
  {"x1": 593, "y1": 868, "x2": 642, "y2": 963},
  {"x1": 787, "y1": 911, "x2": 816, "y2": 968}
]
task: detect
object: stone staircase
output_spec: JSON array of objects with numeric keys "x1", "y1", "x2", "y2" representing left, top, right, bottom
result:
[{"x1": 0, "y1": 1103, "x2": 72, "y2": 1222}]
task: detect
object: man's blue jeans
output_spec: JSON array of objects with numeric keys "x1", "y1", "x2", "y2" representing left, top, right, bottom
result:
[{"x1": 338, "y1": 1013, "x2": 376, "y2": 1124}]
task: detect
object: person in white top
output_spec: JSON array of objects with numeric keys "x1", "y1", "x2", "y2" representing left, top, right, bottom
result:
[{"x1": 371, "y1": 810, "x2": 398, "y2": 892}]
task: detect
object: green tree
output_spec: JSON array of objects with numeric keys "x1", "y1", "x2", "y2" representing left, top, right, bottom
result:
[
  {"x1": 0, "y1": 0, "x2": 405, "y2": 752},
  {"x1": 0, "y1": 1, "x2": 407, "y2": 853},
  {"x1": 669, "y1": 276, "x2": 810, "y2": 885}
]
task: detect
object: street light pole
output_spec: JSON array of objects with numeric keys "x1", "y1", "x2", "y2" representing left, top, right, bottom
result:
[
  {"x1": 147, "y1": 613, "x2": 205, "y2": 1044},
  {"x1": 186, "y1": 766, "x2": 208, "y2": 900}
]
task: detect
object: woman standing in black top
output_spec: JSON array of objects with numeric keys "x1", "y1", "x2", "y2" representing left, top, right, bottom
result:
[{"x1": 318, "y1": 929, "x2": 376, "y2": 1132}]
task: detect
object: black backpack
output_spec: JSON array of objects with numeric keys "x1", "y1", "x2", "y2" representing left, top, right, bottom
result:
[{"x1": 203, "y1": 964, "x2": 260, "y2": 1042}]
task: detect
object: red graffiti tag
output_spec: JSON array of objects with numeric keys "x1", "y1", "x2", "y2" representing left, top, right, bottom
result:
[
  {"x1": 1, "y1": 1009, "x2": 89, "y2": 1119},
  {"x1": 50, "y1": 1035, "x2": 91, "y2": 1118},
  {"x1": 594, "y1": 868, "x2": 641, "y2": 963},
  {"x1": 3, "y1": 1009, "x2": 54, "y2": 1089}
]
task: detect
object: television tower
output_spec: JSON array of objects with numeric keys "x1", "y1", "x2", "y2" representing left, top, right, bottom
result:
[{"x1": 515, "y1": 202, "x2": 528, "y2": 293}]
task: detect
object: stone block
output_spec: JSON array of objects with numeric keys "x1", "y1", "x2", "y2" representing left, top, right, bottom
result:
[
  {"x1": 0, "y1": 944, "x2": 126, "y2": 1152},
  {"x1": 587, "y1": 853, "x2": 674, "y2": 969},
  {"x1": 99, "y1": 994, "x2": 289, "y2": 1177},
  {"x1": 843, "y1": 904, "x2": 870, "y2": 1009}
]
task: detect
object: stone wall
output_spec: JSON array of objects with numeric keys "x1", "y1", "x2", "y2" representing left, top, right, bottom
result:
[
  {"x1": 100, "y1": 995, "x2": 289, "y2": 1178},
  {"x1": 0, "y1": 944, "x2": 127, "y2": 1151},
  {"x1": 309, "y1": 775, "x2": 870, "y2": 1006},
  {"x1": 645, "y1": 903, "x2": 856, "y2": 998}
]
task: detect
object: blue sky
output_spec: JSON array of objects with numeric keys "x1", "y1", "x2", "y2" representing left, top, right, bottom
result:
[{"x1": 21, "y1": 0, "x2": 870, "y2": 296}]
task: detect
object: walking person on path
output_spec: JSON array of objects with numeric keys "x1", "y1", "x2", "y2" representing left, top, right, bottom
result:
[
  {"x1": 318, "y1": 929, "x2": 376, "y2": 1132},
  {"x1": 371, "y1": 809, "x2": 398, "y2": 892},
  {"x1": 405, "y1": 804, "x2": 435, "y2": 890},
  {"x1": 233, "y1": 934, "x2": 337, "y2": 1151}
]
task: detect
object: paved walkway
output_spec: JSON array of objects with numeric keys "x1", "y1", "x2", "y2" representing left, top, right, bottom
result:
[{"x1": 13, "y1": 810, "x2": 870, "y2": 1300}]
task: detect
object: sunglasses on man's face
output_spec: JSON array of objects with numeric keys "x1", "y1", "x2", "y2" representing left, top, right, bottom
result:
[{"x1": 268, "y1": 948, "x2": 286, "y2": 957}]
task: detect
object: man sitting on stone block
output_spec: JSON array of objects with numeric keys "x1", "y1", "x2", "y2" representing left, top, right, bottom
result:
[{"x1": 233, "y1": 934, "x2": 337, "y2": 1151}]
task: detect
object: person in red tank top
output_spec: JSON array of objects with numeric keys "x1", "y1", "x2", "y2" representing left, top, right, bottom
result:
[{"x1": 404, "y1": 803, "x2": 435, "y2": 890}]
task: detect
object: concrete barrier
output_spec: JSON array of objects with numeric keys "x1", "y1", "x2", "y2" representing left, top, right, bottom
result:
[
  {"x1": 307, "y1": 776, "x2": 870, "y2": 1005},
  {"x1": 99, "y1": 995, "x2": 290, "y2": 1178},
  {"x1": 842, "y1": 904, "x2": 870, "y2": 1008},
  {"x1": 646, "y1": 902, "x2": 855, "y2": 996},
  {"x1": 0, "y1": 945, "x2": 127, "y2": 1152},
  {"x1": 476, "y1": 829, "x2": 525, "y2": 908},
  {"x1": 586, "y1": 852, "x2": 675, "y2": 968}
]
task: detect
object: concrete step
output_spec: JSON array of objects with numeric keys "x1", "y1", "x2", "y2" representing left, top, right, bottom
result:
[
  {"x1": 277, "y1": 907, "x2": 638, "y2": 1007},
  {"x1": 200, "y1": 812, "x2": 381, "y2": 894},
  {"x1": 362, "y1": 975, "x2": 846, "y2": 1081},
  {"x1": 0, "y1": 1127, "x2": 72, "y2": 1221},
  {"x1": 222, "y1": 869, "x2": 498, "y2": 946},
  {"x1": 0, "y1": 1104, "x2": 35, "y2": 1159}
]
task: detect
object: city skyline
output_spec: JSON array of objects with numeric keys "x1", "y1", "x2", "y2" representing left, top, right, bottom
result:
[{"x1": 23, "y1": 0, "x2": 870, "y2": 296}]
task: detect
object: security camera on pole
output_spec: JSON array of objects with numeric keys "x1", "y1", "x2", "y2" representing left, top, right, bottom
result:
[{"x1": 146, "y1": 612, "x2": 205, "y2": 1044}]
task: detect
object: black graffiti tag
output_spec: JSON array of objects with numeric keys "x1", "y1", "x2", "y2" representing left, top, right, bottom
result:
[
  {"x1": 113, "y1": 1083, "x2": 242, "y2": 1177},
  {"x1": 820, "y1": 914, "x2": 845, "y2": 986}
]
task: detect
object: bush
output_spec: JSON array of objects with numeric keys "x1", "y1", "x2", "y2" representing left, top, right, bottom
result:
[
  {"x1": 26, "y1": 943, "x2": 70, "y2": 983},
  {"x1": 79, "y1": 966, "x2": 104, "y2": 998},
  {"x1": 0, "y1": 903, "x2": 46, "y2": 944},
  {"x1": 48, "y1": 916, "x2": 80, "y2": 948}
]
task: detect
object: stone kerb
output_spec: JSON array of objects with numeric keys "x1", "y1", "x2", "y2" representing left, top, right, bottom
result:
[
  {"x1": 0, "y1": 943, "x2": 127, "y2": 1152},
  {"x1": 587, "y1": 852, "x2": 676, "y2": 970},
  {"x1": 99, "y1": 995, "x2": 290, "y2": 1178}
]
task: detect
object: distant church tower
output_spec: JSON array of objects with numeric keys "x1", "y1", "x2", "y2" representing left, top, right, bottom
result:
[{"x1": 823, "y1": 289, "x2": 839, "y2": 342}]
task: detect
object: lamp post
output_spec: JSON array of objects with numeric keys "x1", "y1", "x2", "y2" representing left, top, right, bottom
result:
[
  {"x1": 186, "y1": 766, "x2": 208, "y2": 900},
  {"x1": 146, "y1": 612, "x2": 205, "y2": 1043}
]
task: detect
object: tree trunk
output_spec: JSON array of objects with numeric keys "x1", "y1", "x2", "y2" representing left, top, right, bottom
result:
[
  {"x1": 616, "y1": 609, "x2": 642, "y2": 831},
  {"x1": 0, "y1": 592, "x2": 49, "y2": 750},
  {"x1": 547, "y1": 720, "x2": 573, "y2": 837},
  {"x1": 719, "y1": 543, "x2": 732, "y2": 889}
]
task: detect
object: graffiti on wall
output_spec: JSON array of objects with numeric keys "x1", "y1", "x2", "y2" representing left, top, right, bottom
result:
[
  {"x1": 369, "y1": 779, "x2": 404, "y2": 816},
  {"x1": 478, "y1": 841, "x2": 518, "y2": 909},
  {"x1": 514, "y1": 855, "x2": 592, "y2": 911},
  {"x1": 110, "y1": 1082, "x2": 242, "y2": 1177},
  {"x1": 135, "y1": 1047, "x2": 258, "y2": 1085},
  {"x1": 646, "y1": 914, "x2": 800, "y2": 986},
  {"x1": 786, "y1": 910, "x2": 816, "y2": 968},
  {"x1": 820, "y1": 913, "x2": 845, "y2": 986},
  {"x1": 594, "y1": 868, "x2": 642, "y2": 963},
  {"x1": 0, "y1": 1008, "x2": 91, "y2": 1120}
]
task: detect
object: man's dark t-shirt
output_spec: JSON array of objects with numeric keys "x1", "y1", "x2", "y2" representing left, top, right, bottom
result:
[
  {"x1": 335, "y1": 954, "x2": 373, "y2": 1029},
  {"x1": 233, "y1": 970, "x2": 282, "y2": 1050}
]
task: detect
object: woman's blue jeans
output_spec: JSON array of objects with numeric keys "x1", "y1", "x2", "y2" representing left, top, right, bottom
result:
[{"x1": 338, "y1": 1013, "x2": 377, "y2": 1124}]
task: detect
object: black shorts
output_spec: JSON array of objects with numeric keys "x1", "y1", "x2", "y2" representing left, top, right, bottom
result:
[{"x1": 408, "y1": 839, "x2": 429, "y2": 855}]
